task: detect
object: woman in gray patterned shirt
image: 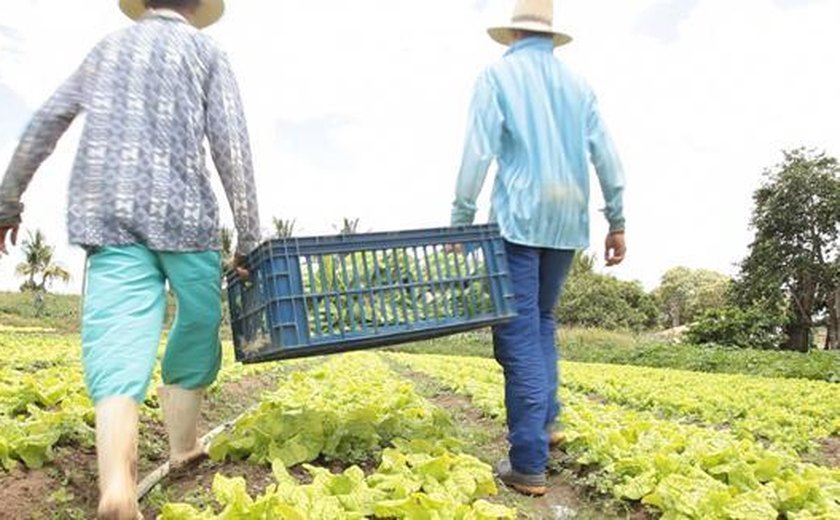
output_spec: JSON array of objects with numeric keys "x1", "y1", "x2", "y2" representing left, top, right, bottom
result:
[{"x1": 0, "y1": 1, "x2": 261, "y2": 517}]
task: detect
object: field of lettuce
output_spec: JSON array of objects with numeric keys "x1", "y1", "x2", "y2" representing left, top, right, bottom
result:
[{"x1": 0, "y1": 326, "x2": 838, "y2": 519}]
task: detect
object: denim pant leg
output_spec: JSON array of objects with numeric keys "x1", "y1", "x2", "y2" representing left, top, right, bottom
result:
[
  {"x1": 492, "y1": 241, "x2": 547, "y2": 475},
  {"x1": 538, "y1": 249, "x2": 575, "y2": 430}
]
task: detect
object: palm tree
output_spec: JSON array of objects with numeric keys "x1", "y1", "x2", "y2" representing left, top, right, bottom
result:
[
  {"x1": 338, "y1": 217, "x2": 360, "y2": 236},
  {"x1": 219, "y1": 226, "x2": 234, "y2": 265},
  {"x1": 570, "y1": 251, "x2": 596, "y2": 277},
  {"x1": 15, "y1": 229, "x2": 70, "y2": 292},
  {"x1": 272, "y1": 217, "x2": 296, "y2": 239}
]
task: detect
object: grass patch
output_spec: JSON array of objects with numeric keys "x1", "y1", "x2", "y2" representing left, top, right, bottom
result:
[
  {"x1": 3, "y1": 290, "x2": 836, "y2": 383},
  {"x1": 0, "y1": 291, "x2": 81, "y2": 332},
  {"x1": 562, "y1": 328, "x2": 840, "y2": 383},
  {"x1": 391, "y1": 328, "x2": 840, "y2": 383},
  {"x1": 387, "y1": 331, "x2": 495, "y2": 358},
  {"x1": 0, "y1": 291, "x2": 217, "y2": 337}
]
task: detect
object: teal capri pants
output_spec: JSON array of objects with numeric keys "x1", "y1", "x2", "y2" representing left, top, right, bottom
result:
[{"x1": 82, "y1": 245, "x2": 223, "y2": 404}]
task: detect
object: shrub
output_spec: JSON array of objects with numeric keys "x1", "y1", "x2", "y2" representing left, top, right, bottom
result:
[
  {"x1": 686, "y1": 306, "x2": 786, "y2": 350},
  {"x1": 558, "y1": 273, "x2": 659, "y2": 331}
]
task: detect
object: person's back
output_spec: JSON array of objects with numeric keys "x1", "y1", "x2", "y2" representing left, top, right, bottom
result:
[
  {"x1": 453, "y1": 34, "x2": 623, "y2": 250},
  {"x1": 488, "y1": 40, "x2": 590, "y2": 181},
  {"x1": 481, "y1": 37, "x2": 602, "y2": 245},
  {"x1": 5, "y1": 8, "x2": 259, "y2": 256},
  {"x1": 60, "y1": 11, "x2": 254, "y2": 252}
]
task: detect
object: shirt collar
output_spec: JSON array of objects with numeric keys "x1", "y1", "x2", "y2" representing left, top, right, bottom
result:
[
  {"x1": 141, "y1": 8, "x2": 190, "y2": 24},
  {"x1": 504, "y1": 35, "x2": 554, "y2": 56}
]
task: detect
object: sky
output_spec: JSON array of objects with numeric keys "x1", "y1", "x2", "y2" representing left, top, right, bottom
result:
[{"x1": 1, "y1": 0, "x2": 838, "y2": 294}]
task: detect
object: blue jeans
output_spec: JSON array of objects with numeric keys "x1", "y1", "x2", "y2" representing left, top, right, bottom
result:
[{"x1": 493, "y1": 241, "x2": 574, "y2": 474}]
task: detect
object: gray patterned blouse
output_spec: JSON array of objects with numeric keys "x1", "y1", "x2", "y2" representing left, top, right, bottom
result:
[{"x1": 0, "y1": 10, "x2": 261, "y2": 255}]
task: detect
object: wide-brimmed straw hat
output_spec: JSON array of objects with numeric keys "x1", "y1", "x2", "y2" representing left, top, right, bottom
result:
[
  {"x1": 487, "y1": 0, "x2": 572, "y2": 47},
  {"x1": 119, "y1": 0, "x2": 225, "y2": 29}
]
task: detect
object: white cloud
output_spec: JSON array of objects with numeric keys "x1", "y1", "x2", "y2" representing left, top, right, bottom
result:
[
  {"x1": 634, "y1": 0, "x2": 701, "y2": 43},
  {"x1": 1, "y1": 0, "x2": 839, "y2": 294}
]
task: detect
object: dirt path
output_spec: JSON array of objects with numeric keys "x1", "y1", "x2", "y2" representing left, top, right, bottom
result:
[
  {"x1": 0, "y1": 466, "x2": 65, "y2": 519},
  {"x1": 138, "y1": 373, "x2": 285, "y2": 518},
  {"x1": 0, "y1": 369, "x2": 282, "y2": 520},
  {"x1": 816, "y1": 436, "x2": 840, "y2": 468},
  {"x1": 386, "y1": 359, "x2": 651, "y2": 520},
  {"x1": 1, "y1": 355, "x2": 656, "y2": 519}
]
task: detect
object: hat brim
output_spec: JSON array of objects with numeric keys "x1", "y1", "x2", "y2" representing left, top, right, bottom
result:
[
  {"x1": 487, "y1": 24, "x2": 572, "y2": 47},
  {"x1": 119, "y1": 0, "x2": 225, "y2": 29}
]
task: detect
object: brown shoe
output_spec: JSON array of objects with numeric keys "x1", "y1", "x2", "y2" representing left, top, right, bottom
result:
[
  {"x1": 494, "y1": 459, "x2": 547, "y2": 496},
  {"x1": 549, "y1": 429, "x2": 565, "y2": 449}
]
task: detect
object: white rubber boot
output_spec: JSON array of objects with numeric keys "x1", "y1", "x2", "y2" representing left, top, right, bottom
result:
[
  {"x1": 95, "y1": 396, "x2": 141, "y2": 520},
  {"x1": 157, "y1": 385, "x2": 205, "y2": 470}
]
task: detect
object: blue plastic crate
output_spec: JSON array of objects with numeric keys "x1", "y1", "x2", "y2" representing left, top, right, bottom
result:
[{"x1": 226, "y1": 224, "x2": 516, "y2": 363}]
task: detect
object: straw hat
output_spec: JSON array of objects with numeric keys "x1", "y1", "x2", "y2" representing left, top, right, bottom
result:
[
  {"x1": 119, "y1": 0, "x2": 225, "y2": 29},
  {"x1": 487, "y1": 0, "x2": 572, "y2": 47}
]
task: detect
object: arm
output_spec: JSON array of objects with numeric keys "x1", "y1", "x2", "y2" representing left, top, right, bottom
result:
[
  {"x1": 205, "y1": 51, "x2": 261, "y2": 256},
  {"x1": 586, "y1": 91, "x2": 627, "y2": 265},
  {"x1": 0, "y1": 68, "x2": 85, "y2": 228},
  {"x1": 451, "y1": 71, "x2": 504, "y2": 226},
  {"x1": 586, "y1": 91, "x2": 625, "y2": 233}
]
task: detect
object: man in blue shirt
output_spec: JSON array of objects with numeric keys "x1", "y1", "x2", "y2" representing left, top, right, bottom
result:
[{"x1": 451, "y1": 0, "x2": 626, "y2": 496}]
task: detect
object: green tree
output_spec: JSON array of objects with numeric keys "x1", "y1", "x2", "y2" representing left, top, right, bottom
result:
[
  {"x1": 338, "y1": 217, "x2": 360, "y2": 236},
  {"x1": 219, "y1": 226, "x2": 234, "y2": 265},
  {"x1": 734, "y1": 148, "x2": 840, "y2": 351},
  {"x1": 557, "y1": 252, "x2": 658, "y2": 330},
  {"x1": 654, "y1": 267, "x2": 730, "y2": 328},
  {"x1": 273, "y1": 217, "x2": 296, "y2": 239},
  {"x1": 569, "y1": 251, "x2": 596, "y2": 278},
  {"x1": 14, "y1": 229, "x2": 70, "y2": 293},
  {"x1": 686, "y1": 306, "x2": 786, "y2": 350},
  {"x1": 828, "y1": 288, "x2": 840, "y2": 350}
]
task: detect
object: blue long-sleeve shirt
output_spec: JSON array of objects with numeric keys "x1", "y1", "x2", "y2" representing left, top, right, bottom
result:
[{"x1": 451, "y1": 36, "x2": 625, "y2": 250}]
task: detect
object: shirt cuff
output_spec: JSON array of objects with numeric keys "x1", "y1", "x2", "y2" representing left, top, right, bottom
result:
[
  {"x1": 236, "y1": 241, "x2": 259, "y2": 257},
  {"x1": 0, "y1": 202, "x2": 23, "y2": 226},
  {"x1": 451, "y1": 207, "x2": 476, "y2": 227}
]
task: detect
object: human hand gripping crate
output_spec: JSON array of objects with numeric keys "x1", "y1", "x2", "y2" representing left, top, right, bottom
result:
[{"x1": 225, "y1": 224, "x2": 516, "y2": 363}]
